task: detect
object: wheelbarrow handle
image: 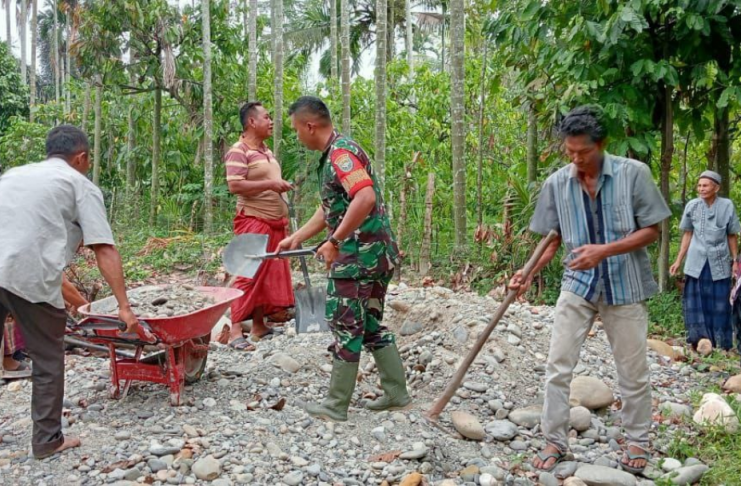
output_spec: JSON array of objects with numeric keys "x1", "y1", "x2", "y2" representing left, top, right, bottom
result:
[{"x1": 72, "y1": 315, "x2": 153, "y2": 333}]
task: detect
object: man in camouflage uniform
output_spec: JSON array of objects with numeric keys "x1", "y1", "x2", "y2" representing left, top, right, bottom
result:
[{"x1": 279, "y1": 96, "x2": 411, "y2": 422}]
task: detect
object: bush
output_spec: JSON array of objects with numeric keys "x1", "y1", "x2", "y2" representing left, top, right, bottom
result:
[{"x1": 647, "y1": 290, "x2": 685, "y2": 338}]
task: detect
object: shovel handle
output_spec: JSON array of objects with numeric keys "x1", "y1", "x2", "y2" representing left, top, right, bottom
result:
[
  {"x1": 264, "y1": 246, "x2": 319, "y2": 259},
  {"x1": 425, "y1": 230, "x2": 559, "y2": 422}
]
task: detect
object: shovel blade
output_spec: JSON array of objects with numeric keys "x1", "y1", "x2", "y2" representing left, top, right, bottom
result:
[
  {"x1": 223, "y1": 234, "x2": 269, "y2": 279},
  {"x1": 295, "y1": 287, "x2": 329, "y2": 333}
]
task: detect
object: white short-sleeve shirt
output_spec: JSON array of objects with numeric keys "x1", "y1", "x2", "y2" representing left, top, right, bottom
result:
[{"x1": 0, "y1": 158, "x2": 115, "y2": 308}]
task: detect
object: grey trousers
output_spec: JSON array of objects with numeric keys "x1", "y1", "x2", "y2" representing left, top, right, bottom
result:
[
  {"x1": 541, "y1": 291, "x2": 651, "y2": 452},
  {"x1": 0, "y1": 287, "x2": 66, "y2": 457}
]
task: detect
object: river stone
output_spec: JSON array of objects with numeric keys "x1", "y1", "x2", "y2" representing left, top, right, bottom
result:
[
  {"x1": 563, "y1": 479, "x2": 588, "y2": 486},
  {"x1": 723, "y1": 374, "x2": 741, "y2": 393},
  {"x1": 661, "y1": 458, "x2": 682, "y2": 472},
  {"x1": 453, "y1": 326, "x2": 469, "y2": 343},
  {"x1": 269, "y1": 353, "x2": 302, "y2": 374},
  {"x1": 539, "y1": 472, "x2": 559, "y2": 486},
  {"x1": 660, "y1": 402, "x2": 692, "y2": 420},
  {"x1": 484, "y1": 420, "x2": 518, "y2": 441},
  {"x1": 479, "y1": 473, "x2": 496, "y2": 486},
  {"x1": 569, "y1": 406, "x2": 592, "y2": 432},
  {"x1": 660, "y1": 465, "x2": 709, "y2": 485},
  {"x1": 400, "y1": 320, "x2": 424, "y2": 336},
  {"x1": 692, "y1": 393, "x2": 740, "y2": 432},
  {"x1": 509, "y1": 405, "x2": 542, "y2": 428},
  {"x1": 451, "y1": 411, "x2": 485, "y2": 441},
  {"x1": 569, "y1": 376, "x2": 614, "y2": 409},
  {"x1": 283, "y1": 472, "x2": 304, "y2": 486},
  {"x1": 646, "y1": 339, "x2": 681, "y2": 361},
  {"x1": 192, "y1": 455, "x2": 221, "y2": 481},
  {"x1": 575, "y1": 465, "x2": 636, "y2": 486}
]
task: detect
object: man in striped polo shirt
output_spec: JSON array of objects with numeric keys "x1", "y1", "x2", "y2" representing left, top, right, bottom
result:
[
  {"x1": 224, "y1": 102, "x2": 294, "y2": 349},
  {"x1": 510, "y1": 106, "x2": 671, "y2": 475}
]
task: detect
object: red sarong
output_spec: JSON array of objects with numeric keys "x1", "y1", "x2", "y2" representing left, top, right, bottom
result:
[{"x1": 230, "y1": 213, "x2": 295, "y2": 323}]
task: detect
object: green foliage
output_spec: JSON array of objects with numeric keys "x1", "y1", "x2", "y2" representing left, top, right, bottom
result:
[
  {"x1": 647, "y1": 290, "x2": 685, "y2": 338},
  {"x1": 663, "y1": 396, "x2": 741, "y2": 485},
  {"x1": 0, "y1": 42, "x2": 29, "y2": 133},
  {"x1": 0, "y1": 118, "x2": 47, "y2": 170}
]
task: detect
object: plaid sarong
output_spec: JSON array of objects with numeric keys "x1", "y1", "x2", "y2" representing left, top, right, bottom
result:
[
  {"x1": 683, "y1": 262, "x2": 733, "y2": 349},
  {"x1": 2, "y1": 317, "x2": 24, "y2": 356}
]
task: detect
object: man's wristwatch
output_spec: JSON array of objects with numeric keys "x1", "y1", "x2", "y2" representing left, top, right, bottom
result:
[{"x1": 328, "y1": 235, "x2": 342, "y2": 249}]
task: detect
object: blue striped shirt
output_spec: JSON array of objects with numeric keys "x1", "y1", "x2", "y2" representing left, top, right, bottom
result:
[{"x1": 530, "y1": 154, "x2": 671, "y2": 305}]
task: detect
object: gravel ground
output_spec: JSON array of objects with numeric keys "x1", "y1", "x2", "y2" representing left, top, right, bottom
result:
[{"x1": 0, "y1": 281, "x2": 728, "y2": 486}]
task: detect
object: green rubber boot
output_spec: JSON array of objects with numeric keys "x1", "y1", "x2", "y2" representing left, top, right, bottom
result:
[
  {"x1": 305, "y1": 359, "x2": 359, "y2": 422},
  {"x1": 365, "y1": 344, "x2": 412, "y2": 411}
]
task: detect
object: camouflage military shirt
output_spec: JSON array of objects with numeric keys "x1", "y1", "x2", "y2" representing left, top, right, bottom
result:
[{"x1": 318, "y1": 131, "x2": 399, "y2": 279}]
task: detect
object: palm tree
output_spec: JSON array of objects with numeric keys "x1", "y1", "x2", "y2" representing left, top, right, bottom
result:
[
  {"x1": 29, "y1": 0, "x2": 36, "y2": 119},
  {"x1": 53, "y1": 0, "x2": 59, "y2": 104},
  {"x1": 3, "y1": 0, "x2": 11, "y2": 44},
  {"x1": 20, "y1": 0, "x2": 28, "y2": 86},
  {"x1": 248, "y1": 0, "x2": 256, "y2": 99},
  {"x1": 273, "y1": 0, "x2": 283, "y2": 157},
  {"x1": 405, "y1": 0, "x2": 412, "y2": 75},
  {"x1": 375, "y1": 0, "x2": 386, "y2": 186},
  {"x1": 450, "y1": 0, "x2": 465, "y2": 248},
  {"x1": 340, "y1": 0, "x2": 350, "y2": 133},
  {"x1": 203, "y1": 0, "x2": 214, "y2": 233},
  {"x1": 330, "y1": 0, "x2": 337, "y2": 80}
]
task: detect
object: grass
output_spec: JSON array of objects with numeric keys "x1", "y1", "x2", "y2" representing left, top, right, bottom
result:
[{"x1": 662, "y1": 395, "x2": 741, "y2": 485}]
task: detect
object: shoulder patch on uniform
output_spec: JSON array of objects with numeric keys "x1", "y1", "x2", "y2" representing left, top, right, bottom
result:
[{"x1": 335, "y1": 153, "x2": 354, "y2": 173}]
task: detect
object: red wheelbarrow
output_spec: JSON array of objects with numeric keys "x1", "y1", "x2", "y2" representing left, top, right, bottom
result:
[{"x1": 71, "y1": 286, "x2": 243, "y2": 406}]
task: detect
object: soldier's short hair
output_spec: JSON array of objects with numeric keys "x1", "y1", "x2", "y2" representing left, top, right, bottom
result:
[
  {"x1": 288, "y1": 96, "x2": 332, "y2": 125},
  {"x1": 239, "y1": 101, "x2": 264, "y2": 129},
  {"x1": 46, "y1": 125, "x2": 90, "y2": 158}
]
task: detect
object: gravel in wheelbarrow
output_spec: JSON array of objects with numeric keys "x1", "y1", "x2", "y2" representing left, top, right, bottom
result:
[{"x1": 74, "y1": 285, "x2": 244, "y2": 406}]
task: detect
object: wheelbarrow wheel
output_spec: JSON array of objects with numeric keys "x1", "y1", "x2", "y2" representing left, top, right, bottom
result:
[{"x1": 184, "y1": 334, "x2": 210, "y2": 385}]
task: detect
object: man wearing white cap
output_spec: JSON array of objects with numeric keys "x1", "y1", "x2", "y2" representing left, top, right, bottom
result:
[{"x1": 670, "y1": 170, "x2": 740, "y2": 354}]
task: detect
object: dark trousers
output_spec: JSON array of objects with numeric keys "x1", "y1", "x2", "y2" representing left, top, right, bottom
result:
[{"x1": 0, "y1": 287, "x2": 66, "y2": 457}]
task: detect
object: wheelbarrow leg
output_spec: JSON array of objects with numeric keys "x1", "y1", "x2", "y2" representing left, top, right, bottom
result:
[
  {"x1": 120, "y1": 346, "x2": 144, "y2": 401},
  {"x1": 166, "y1": 346, "x2": 184, "y2": 406},
  {"x1": 108, "y1": 343, "x2": 121, "y2": 399}
]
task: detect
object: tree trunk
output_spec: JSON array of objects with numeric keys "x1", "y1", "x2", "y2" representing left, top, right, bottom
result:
[
  {"x1": 658, "y1": 82, "x2": 673, "y2": 292},
  {"x1": 450, "y1": 0, "x2": 466, "y2": 250},
  {"x1": 387, "y1": 0, "x2": 394, "y2": 61},
  {"x1": 203, "y1": 0, "x2": 214, "y2": 234},
  {"x1": 29, "y1": 0, "x2": 37, "y2": 121},
  {"x1": 440, "y1": 4, "x2": 446, "y2": 72},
  {"x1": 477, "y1": 41, "x2": 487, "y2": 229},
  {"x1": 272, "y1": 0, "x2": 283, "y2": 157},
  {"x1": 65, "y1": 13, "x2": 71, "y2": 114},
  {"x1": 248, "y1": 0, "x2": 257, "y2": 100},
  {"x1": 53, "y1": 0, "x2": 60, "y2": 106},
  {"x1": 5, "y1": 0, "x2": 10, "y2": 45},
  {"x1": 150, "y1": 87, "x2": 162, "y2": 226},
  {"x1": 340, "y1": 0, "x2": 351, "y2": 134},
  {"x1": 92, "y1": 75, "x2": 103, "y2": 186},
  {"x1": 526, "y1": 102, "x2": 538, "y2": 183},
  {"x1": 126, "y1": 94, "x2": 136, "y2": 191},
  {"x1": 82, "y1": 79, "x2": 91, "y2": 131},
  {"x1": 330, "y1": 0, "x2": 338, "y2": 81},
  {"x1": 375, "y1": 0, "x2": 387, "y2": 188},
  {"x1": 713, "y1": 105, "x2": 730, "y2": 197},
  {"x1": 680, "y1": 131, "x2": 690, "y2": 209},
  {"x1": 397, "y1": 151, "x2": 420, "y2": 253},
  {"x1": 405, "y1": 0, "x2": 412, "y2": 76},
  {"x1": 20, "y1": 0, "x2": 26, "y2": 84},
  {"x1": 420, "y1": 172, "x2": 435, "y2": 276}
]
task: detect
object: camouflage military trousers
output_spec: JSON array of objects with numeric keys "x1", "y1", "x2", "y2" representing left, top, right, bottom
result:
[{"x1": 326, "y1": 271, "x2": 395, "y2": 362}]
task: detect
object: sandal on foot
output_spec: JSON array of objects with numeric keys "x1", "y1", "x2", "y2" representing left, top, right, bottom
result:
[
  {"x1": 534, "y1": 449, "x2": 567, "y2": 472},
  {"x1": 251, "y1": 327, "x2": 284, "y2": 342},
  {"x1": 619, "y1": 449, "x2": 650, "y2": 474},
  {"x1": 227, "y1": 337, "x2": 256, "y2": 352}
]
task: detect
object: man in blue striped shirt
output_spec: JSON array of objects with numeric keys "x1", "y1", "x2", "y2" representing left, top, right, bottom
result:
[{"x1": 510, "y1": 106, "x2": 671, "y2": 475}]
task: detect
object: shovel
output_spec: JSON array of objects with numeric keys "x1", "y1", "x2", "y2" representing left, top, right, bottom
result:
[{"x1": 222, "y1": 233, "x2": 329, "y2": 333}]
